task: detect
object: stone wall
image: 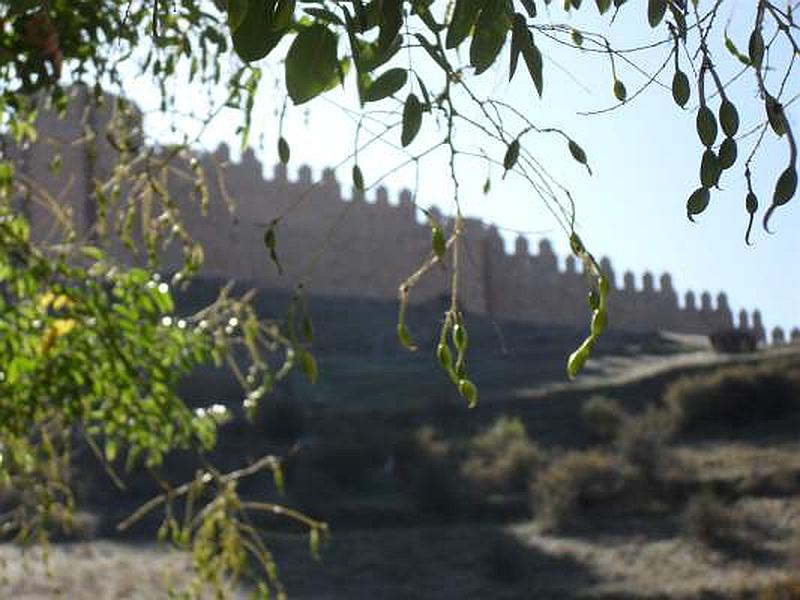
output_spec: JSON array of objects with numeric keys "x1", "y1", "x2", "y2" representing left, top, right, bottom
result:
[{"x1": 15, "y1": 87, "x2": 781, "y2": 341}]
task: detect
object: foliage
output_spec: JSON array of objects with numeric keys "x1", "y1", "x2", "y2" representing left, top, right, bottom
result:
[
  {"x1": 581, "y1": 395, "x2": 628, "y2": 441},
  {"x1": 1, "y1": 0, "x2": 799, "y2": 595},
  {"x1": 664, "y1": 361, "x2": 800, "y2": 433},
  {"x1": 680, "y1": 490, "x2": 745, "y2": 548},
  {"x1": 460, "y1": 416, "x2": 545, "y2": 495},
  {"x1": 531, "y1": 449, "x2": 632, "y2": 531},
  {"x1": 614, "y1": 404, "x2": 675, "y2": 480}
]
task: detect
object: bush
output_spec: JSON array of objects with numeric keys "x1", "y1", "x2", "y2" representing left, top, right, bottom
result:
[
  {"x1": 532, "y1": 450, "x2": 632, "y2": 531},
  {"x1": 581, "y1": 396, "x2": 628, "y2": 441},
  {"x1": 460, "y1": 416, "x2": 545, "y2": 495},
  {"x1": 664, "y1": 362, "x2": 800, "y2": 433},
  {"x1": 614, "y1": 406, "x2": 675, "y2": 480},
  {"x1": 395, "y1": 426, "x2": 461, "y2": 515},
  {"x1": 681, "y1": 491, "x2": 744, "y2": 548},
  {"x1": 709, "y1": 329, "x2": 758, "y2": 353}
]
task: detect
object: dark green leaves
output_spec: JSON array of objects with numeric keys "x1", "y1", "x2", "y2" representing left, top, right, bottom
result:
[
  {"x1": 363, "y1": 68, "x2": 407, "y2": 102},
  {"x1": 227, "y1": 0, "x2": 248, "y2": 31},
  {"x1": 672, "y1": 70, "x2": 690, "y2": 107},
  {"x1": 232, "y1": 0, "x2": 294, "y2": 62},
  {"x1": 696, "y1": 106, "x2": 717, "y2": 147},
  {"x1": 285, "y1": 25, "x2": 340, "y2": 105},
  {"x1": 446, "y1": 0, "x2": 482, "y2": 49},
  {"x1": 647, "y1": 0, "x2": 667, "y2": 28},
  {"x1": 719, "y1": 100, "x2": 739, "y2": 137},
  {"x1": 401, "y1": 93, "x2": 423, "y2": 147},
  {"x1": 509, "y1": 13, "x2": 543, "y2": 96},
  {"x1": 378, "y1": 0, "x2": 403, "y2": 51},
  {"x1": 687, "y1": 187, "x2": 710, "y2": 221},
  {"x1": 470, "y1": 0, "x2": 511, "y2": 75},
  {"x1": 595, "y1": 0, "x2": 611, "y2": 14},
  {"x1": 503, "y1": 139, "x2": 520, "y2": 172}
]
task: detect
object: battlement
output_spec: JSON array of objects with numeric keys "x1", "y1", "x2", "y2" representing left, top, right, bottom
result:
[{"x1": 13, "y1": 87, "x2": 790, "y2": 344}]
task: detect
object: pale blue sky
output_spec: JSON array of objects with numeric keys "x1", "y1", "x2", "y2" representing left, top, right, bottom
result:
[{"x1": 128, "y1": 2, "x2": 799, "y2": 335}]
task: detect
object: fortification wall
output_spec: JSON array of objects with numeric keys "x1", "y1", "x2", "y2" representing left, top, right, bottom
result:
[{"x1": 15, "y1": 87, "x2": 780, "y2": 341}]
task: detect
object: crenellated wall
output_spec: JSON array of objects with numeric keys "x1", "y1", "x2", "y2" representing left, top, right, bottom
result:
[{"x1": 15, "y1": 87, "x2": 788, "y2": 341}]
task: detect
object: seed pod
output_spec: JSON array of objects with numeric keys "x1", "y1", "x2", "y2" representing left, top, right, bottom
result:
[
  {"x1": 567, "y1": 339, "x2": 593, "y2": 379},
  {"x1": 696, "y1": 106, "x2": 718, "y2": 147},
  {"x1": 700, "y1": 149, "x2": 720, "y2": 188},
  {"x1": 613, "y1": 79, "x2": 627, "y2": 102},
  {"x1": 503, "y1": 139, "x2": 520, "y2": 171},
  {"x1": 718, "y1": 137, "x2": 737, "y2": 171},
  {"x1": 749, "y1": 28, "x2": 764, "y2": 68},
  {"x1": 437, "y1": 342, "x2": 453, "y2": 372},
  {"x1": 452, "y1": 323, "x2": 468, "y2": 351},
  {"x1": 590, "y1": 308, "x2": 607, "y2": 337},
  {"x1": 765, "y1": 95, "x2": 786, "y2": 137},
  {"x1": 686, "y1": 187, "x2": 710, "y2": 222},
  {"x1": 397, "y1": 322, "x2": 417, "y2": 351},
  {"x1": 352, "y1": 164, "x2": 364, "y2": 191},
  {"x1": 719, "y1": 100, "x2": 739, "y2": 138},
  {"x1": 458, "y1": 378, "x2": 478, "y2": 408},
  {"x1": 746, "y1": 191, "x2": 758, "y2": 214},
  {"x1": 431, "y1": 224, "x2": 446, "y2": 261},
  {"x1": 773, "y1": 166, "x2": 798, "y2": 206},
  {"x1": 672, "y1": 70, "x2": 690, "y2": 107},
  {"x1": 588, "y1": 288, "x2": 599, "y2": 310},
  {"x1": 278, "y1": 136, "x2": 290, "y2": 164},
  {"x1": 571, "y1": 29, "x2": 583, "y2": 46}
]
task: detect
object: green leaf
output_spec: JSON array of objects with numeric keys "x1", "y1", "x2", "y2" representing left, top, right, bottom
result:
[
  {"x1": 378, "y1": 0, "x2": 403, "y2": 50},
  {"x1": 503, "y1": 139, "x2": 520, "y2": 171},
  {"x1": 696, "y1": 106, "x2": 717, "y2": 147},
  {"x1": 363, "y1": 68, "x2": 407, "y2": 102},
  {"x1": 613, "y1": 79, "x2": 627, "y2": 102},
  {"x1": 232, "y1": 0, "x2": 293, "y2": 62},
  {"x1": 469, "y1": 0, "x2": 511, "y2": 75},
  {"x1": 718, "y1": 137, "x2": 737, "y2": 171},
  {"x1": 724, "y1": 33, "x2": 750, "y2": 65},
  {"x1": 509, "y1": 13, "x2": 525, "y2": 81},
  {"x1": 719, "y1": 100, "x2": 739, "y2": 138},
  {"x1": 647, "y1": 0, "x2": 667, "y2": 28},
  {"x1": 595, "y1": 0, "x2": 611, "y2": 14},
  {"x1": 356, "y1": 36, "x2": 402, "y2": 73},
  {"x1": 749, "y1": 29, "x2": 764, "y2": 68},
  {"x1": 686, "y1": 187, "x2": 710, "y2": 221},
  {"x1": 401, "y1": 93, "x2": 423, "y2": 147},
  {"x1": 227, "y1": 0, "x2": 248, "y2": 31},
  {"x1": 521, "y1": 0, "x2": 538, "y2": 18},
  {"x1": 303, "y1": 7, "x2": 344, "y2": 25},
  {"x1": 672, "y1": 70, "x2": 690, "y2": 107},
  {"x1": 446, "y1": 0, "x2": 483, "y2": 49},
  {"x1": 285, "y1": 25, "x2": 340, "y2": 105},
  {"x1": 278, "y1": 136, "x2": 290, "y2": 164}
]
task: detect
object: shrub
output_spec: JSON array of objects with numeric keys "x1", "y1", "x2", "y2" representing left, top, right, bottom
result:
[
  {"x1": 758, "y1": 578, "x2": 800, "y2": 600},
  {"x1": 460, "y1": 416, "x2": 545, "y2": 495},
  {"x1": 581, "y1": 396, "x2": 628, "y2": 441},
  {"x1": 614, "y1": 406, "x2": 675, "y2": 480},
  {"x1": 681, "y1": 491, "x2": 744, "y2": 548},
  {"x1": 532, "y1": 450, "x2": 632, "y2": 531},
  {"x1": 709, "y1": 329, "x2": 758, "y2": 353},
  {"x1": 395, "y1": 426, "x2": 461, "y2": 515},
  {"x1": 664, "y1": 362, "x2": 800, "y2": 433}
]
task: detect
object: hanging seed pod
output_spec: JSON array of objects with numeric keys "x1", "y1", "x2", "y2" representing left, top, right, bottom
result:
[
  {"x1": 763, "y1": 167, "x2": 797, "y2": 231},
  {"x1": 503, "y1": 139, "x2": 520, "y2": 172},
  {"x1": 765, "y1": 95, "x2": 787, "y2": 137},
  {"x1": 437, "y1": 342, "x2": 453, "y2": 372},
  {"x1": 613, "y1": 79, "x2": 627, "y2": 102},
  {"x1": 452, "y1": 323, "x2": 468, "y2": 352},
  {"x1": 719, "y1": 100, "x2": 739, "y2": 138},
  {"x1": 696, "y1": 106, "x2": 718, "y2": 147},
  {"x1": 588, "y1": 288, "x2": 599, "y2": 310},
  {"x1": 686, "y1": 187, "x2": 710, "y2": 221},
  {"x1": 672, "y1": 70, "x2": 690, "y2": 107},
  {"x1": 458, "y1": 378, "x2": 478, "y2": 408},
  {"x1": 745, "y1": 190, "x2": 758, "y2": 245},
  {"x1": 700, "y1": 149, "x2": 721, "y2": 188},
  {"x1": 352, "y1": 164, "x2": 364, "y2": 191},
  {"x1": 718, "y1": 138, "x2": 737, "y2": 171},
  {"x1": 278, "y1": 136, "x2": 290, "y2": 164},
  {"x1": 749, "y1": 28, "x2": 764, "y2": 68},
  {"x1": 431, "y1": 224, "x2": 446, "y2": 261}
]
